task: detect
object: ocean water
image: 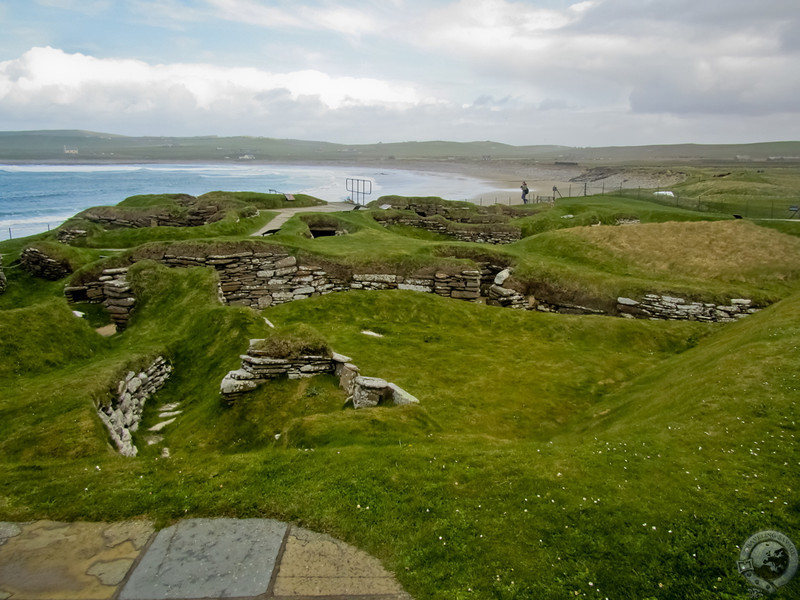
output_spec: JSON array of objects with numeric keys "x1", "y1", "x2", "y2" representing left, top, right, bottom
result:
[{"x1": 0, "y1": 163, "x2": 501, "y2": 240}]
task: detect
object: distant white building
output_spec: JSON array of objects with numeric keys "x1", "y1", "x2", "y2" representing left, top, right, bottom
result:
[{"x1": 63, "y1": 145, "x2": 79, "y2": 154}]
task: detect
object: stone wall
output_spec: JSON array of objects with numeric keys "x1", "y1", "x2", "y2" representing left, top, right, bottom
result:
[
  {"x1": 617, "y1": 295, "x2": 759, "y2": 322},
  {"x1": 486, "y1": 268, "x2": 758, "y2": 321},
  {"x1": 155, "y1": 250, "x2": 483, "y2": 308},
  {"x1": 220, "y1": 339, "x2": 420, "y2": 409},
  {"x1": 81, "y1": 196, "x2": 236, "y2": 230},
  {"x1": 375, "y1": 214, "x2": 521, "y2": 245},
  {"x1": 64, "y1": 267, "x2": 135, "y2": 330},
  {"x1": 64, "y1": 252, "x2": 760, "y2": 326},
  {"x1": 20, "y1": 246, "x2": 72, "y2": 280},
  {"x1": 97, "y1": 357, "x2": 173, "y2": 457},
  {"x1": 57, "y1": 228, "x2": 88, "y2": 244},
  {"x1": 0, "y1": 255, "x2": 6, "y2": 294}
]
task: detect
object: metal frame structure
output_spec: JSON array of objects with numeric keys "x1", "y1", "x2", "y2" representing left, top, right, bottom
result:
[{"x1": 346, "y1": 178, "x2": 372, "y2": 205}]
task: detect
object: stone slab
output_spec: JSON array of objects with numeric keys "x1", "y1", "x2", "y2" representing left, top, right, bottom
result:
[
  {"x1": 0, "y1": 520, "x2": 153, "y2": 600},
  {"x1": 273, "y1": 526, "x2": 410, "y2": 598},
  {"x1": 119, "y1": 518, "x2": 287, "y2": 600}
]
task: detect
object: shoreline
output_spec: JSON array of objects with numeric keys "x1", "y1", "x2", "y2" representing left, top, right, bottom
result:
[{"x1": 1, "y1": 157, "x2": 686, "y2": 204}]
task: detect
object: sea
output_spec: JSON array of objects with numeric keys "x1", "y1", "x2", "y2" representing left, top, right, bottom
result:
[{"x1": 0, "y1": 163, "x2": 504, "y2": 241}]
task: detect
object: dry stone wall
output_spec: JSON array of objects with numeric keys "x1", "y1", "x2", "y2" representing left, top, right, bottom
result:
[
  {"x1": 220, "y1": 339, "x2": 420, "y2": 409},
  {"x1": 617, "y1": 295, "x2": 759, "y2": 322},
  {"x1": 64, "y1": 251, "x2": 760, "y2": 326},
  {"x1": 97, "y1": 356, "x2": 173, "y2": 457},
  {"x1": 375, "y1": 214, "x2": 521, "y2": 244},
  {"x1": 81, "y1": 196, "x2": 233, "y2": 230},
  {"x1": 65, "y1": 267, "x2": 135, "y2": 330},
  {"x1": 57, "y1": 228, "x2": 89, "y2": 244},
  {"x1": 20, "y1": 247, "x2": 72, "y2": 280},
  {"x1": 486, "y1": 268, "x2": 759, "y2": 321},
  {"x1": 154, "y1": 249, "x2": 483, "y2": 308}
]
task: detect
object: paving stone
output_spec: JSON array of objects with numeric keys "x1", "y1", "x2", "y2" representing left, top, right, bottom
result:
[
  {"x1": 0, "y1": 520, "x2": 153, "y2": 600},
  {"x1": 273, "y1": 526, "x2": 410, "y2": 598},
  {"x1": 119, "y1": 518, "x2": 287, "y2": 600}
]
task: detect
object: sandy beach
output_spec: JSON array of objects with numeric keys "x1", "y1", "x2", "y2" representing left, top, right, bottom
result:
[{"x1": 350, "y1": 157, "x2": 688, "y2": 206}]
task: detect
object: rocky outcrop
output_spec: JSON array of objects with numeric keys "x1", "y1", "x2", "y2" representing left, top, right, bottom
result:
[
  {"x1": 220, "y1": 340, "x2": 420, "y2": 408},
  {"x1": 0, "y1": 255, "x2": 6, "y2": 294},
  {"x1": 20, "y1": 246, "x2": 72, "y2": 280},
  {"x1": 97, "y1": 357, "x2": 173, "y2": 457},
  {"x1": 617, "y1": 295, "x2": 759, "y2": 322}
]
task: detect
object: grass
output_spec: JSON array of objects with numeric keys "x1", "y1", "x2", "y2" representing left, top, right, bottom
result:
[
  {"x1": 2, "y1": 171, "x2": 800, "y2": 599},
  {"x1": 636, "y1": 166, "x2": 800, "y2": 219}
]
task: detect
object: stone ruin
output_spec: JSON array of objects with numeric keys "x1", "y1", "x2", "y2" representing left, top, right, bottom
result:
[
  {"x1": 372, "y1": 199, "x2": 523, "y2": 245},
  {"x1": 0, "y1": 254, "x2": 6, "y2": 294},
  {"x1": 79, "y1": 194, "x2": 245, "y2": 230},
  {"x1": 220, "y1": 339, "x2": 420, "y2": 409},
  {"x1": 617, "y1": 295, "x2": 758, "y2": 322},
  {"x1": 19, "y1": 246, "x2": 72, "y2": 280},
  {"x1": 96, "y1": 356, "x2": 173, "y2": 457},
  {"x1": 64, "y1": 267, "x2": 136, "y2": 331}
]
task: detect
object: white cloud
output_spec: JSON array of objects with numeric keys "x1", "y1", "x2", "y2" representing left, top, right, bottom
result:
[{"x1": 0, "y1": 46, "x2": 426, "y2": 113}]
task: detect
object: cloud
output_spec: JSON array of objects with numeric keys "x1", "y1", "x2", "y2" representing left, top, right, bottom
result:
[
  {"x1": 408, "y1": 0, "x2": 800, "y2": 117},
  {"x1": 0, "y1": 46, "x2": 426, "y2": 111}
]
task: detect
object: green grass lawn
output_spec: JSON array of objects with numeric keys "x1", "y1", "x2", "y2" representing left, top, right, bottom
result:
[{"x1": 1, "y1": 176, "x2": 800, "y2": 599}]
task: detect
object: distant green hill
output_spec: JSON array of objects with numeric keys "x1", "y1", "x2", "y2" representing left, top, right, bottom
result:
[{"x1": 1, "y1": 129, "x2": 799, "y2": 164}]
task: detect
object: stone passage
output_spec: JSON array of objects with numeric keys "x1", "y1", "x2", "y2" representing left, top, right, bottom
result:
[
  {"x1": 97, "y1": 357, "x2": 173, "y2": 456},
  {"x1": 221, "y1": 339, "x2": 420, "y2": 409}
]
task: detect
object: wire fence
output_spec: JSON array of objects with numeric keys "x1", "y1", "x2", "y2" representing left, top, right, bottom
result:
[
  {"x1": 473, "y1": 184, "x2": 800, "y2": 221},
  {"x1": 612, "y1": 188, "x2": 800, "y2": 220},
  {"x1": 1, "y1": 222, "x2": 58, "y2": 242}
]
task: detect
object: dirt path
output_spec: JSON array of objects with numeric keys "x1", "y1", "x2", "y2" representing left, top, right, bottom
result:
[{"x1": 252, "y1": 202, "x2": 358, "y2": 236}]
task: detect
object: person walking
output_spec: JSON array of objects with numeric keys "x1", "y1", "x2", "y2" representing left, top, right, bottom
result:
[{"x1": 521, "y1": 181, "x2": 529, "y2": 204}]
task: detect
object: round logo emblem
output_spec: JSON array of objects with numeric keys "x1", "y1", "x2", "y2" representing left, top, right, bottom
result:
[{"x1": 737, "y1": 530, "x2": 798, "y2": 596}]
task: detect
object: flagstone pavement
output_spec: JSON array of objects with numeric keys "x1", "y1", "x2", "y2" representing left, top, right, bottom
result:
[{"x1": 0, "y1": 519, "x2": 412, "y2": 600}]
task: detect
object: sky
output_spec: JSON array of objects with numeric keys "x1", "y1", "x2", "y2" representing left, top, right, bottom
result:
[{"x1": 0, "y1": 0, "x2": 798, "y2": 146}]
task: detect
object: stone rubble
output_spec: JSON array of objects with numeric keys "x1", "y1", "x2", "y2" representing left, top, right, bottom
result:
[{"x1": 96, "y1": 357, "x2": 173, "y2": 457}]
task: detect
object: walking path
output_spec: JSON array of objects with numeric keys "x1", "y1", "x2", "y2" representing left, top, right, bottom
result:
[
  {"x1": 252, "y1": 202, "x2": 359, "y2": 237},
  {"x1": 0, "y1": 519, "x2": 412, "y2": 600}
]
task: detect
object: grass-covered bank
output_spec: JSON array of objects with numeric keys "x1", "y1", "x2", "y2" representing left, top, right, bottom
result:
[{"x1": 2, "y1": 259, "x2": 799, "y2": 598}]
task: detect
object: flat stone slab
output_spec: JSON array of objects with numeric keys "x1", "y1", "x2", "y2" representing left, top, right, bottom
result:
[
  {"x1": 274, "y1": 526, "x2": 411, "y2": 598},
  {"x1": 0, "y1": 520, "x2": 153, "y2": 600},
  {"x1": 119, "y1": 518, "x2": 287, "y2": 600},
  {"x1": 0, "y1": 519, "x2": 412, "y2": 600}
]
